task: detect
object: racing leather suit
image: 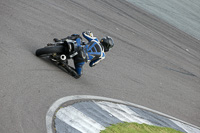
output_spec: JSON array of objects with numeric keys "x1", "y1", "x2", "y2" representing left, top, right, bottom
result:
[{"x1": 69, "y1": 32, "x2": 105, "y2": 78}]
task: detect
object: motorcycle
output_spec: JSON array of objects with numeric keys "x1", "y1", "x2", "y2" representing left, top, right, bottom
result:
[{"x1": 35, "y1": 36, "x2": 81, "y2": 78}]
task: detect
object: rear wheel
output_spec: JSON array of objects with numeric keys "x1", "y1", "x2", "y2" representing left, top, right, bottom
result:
[{"x1": 35, "y1": 46, "x2": 65, "y2": 57}]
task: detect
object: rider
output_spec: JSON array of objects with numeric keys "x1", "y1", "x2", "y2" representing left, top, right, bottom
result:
[{"x1": 53, "y1": 31, "x2": 114, "y2": 78}]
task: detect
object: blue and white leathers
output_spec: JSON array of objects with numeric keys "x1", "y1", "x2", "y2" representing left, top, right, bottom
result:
[
  {"x1": 73, "y1": 32, "x2": 105, "y2": 76},
  {"x1": 82, "y1": 32, "x2": 105, "y2": 66}
]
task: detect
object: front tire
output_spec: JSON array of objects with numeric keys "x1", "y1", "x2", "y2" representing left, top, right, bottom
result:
[{"x1": 35, "y1": 46, "x2": 65, "y2": 57}]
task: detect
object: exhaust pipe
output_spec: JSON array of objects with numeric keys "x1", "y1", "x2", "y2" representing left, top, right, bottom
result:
[{"x1": 60, "y1": 54, "x2": 67, "y2": 61}]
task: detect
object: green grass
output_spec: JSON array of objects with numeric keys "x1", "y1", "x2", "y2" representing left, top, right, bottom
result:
[{"x1": 100, "y1": 122, "x2": 183, "y2": 133}]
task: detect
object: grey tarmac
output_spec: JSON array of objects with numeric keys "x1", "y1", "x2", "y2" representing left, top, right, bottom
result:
[{"x1": 0, "y1": 0, "x2": 200, "y2": 133}]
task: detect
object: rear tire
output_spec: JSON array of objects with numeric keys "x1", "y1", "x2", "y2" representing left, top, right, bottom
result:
[{"x1": 35, "y1": 46, "x2": 65, "y2": 57}]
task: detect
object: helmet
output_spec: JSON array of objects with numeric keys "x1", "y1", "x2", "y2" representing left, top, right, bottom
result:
[{"x1": 100, "y1": 36, "x2": 114, "y2": 52}]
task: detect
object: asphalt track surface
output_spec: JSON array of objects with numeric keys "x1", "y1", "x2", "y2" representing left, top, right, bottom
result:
[{"x1": 0, "y1": 0, "x2": 200, "y2": 133}]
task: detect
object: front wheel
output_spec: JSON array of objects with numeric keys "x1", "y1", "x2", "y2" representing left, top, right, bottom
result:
[{"x1": 35, "y1": 46, "x2": 65, "y2": 57}]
